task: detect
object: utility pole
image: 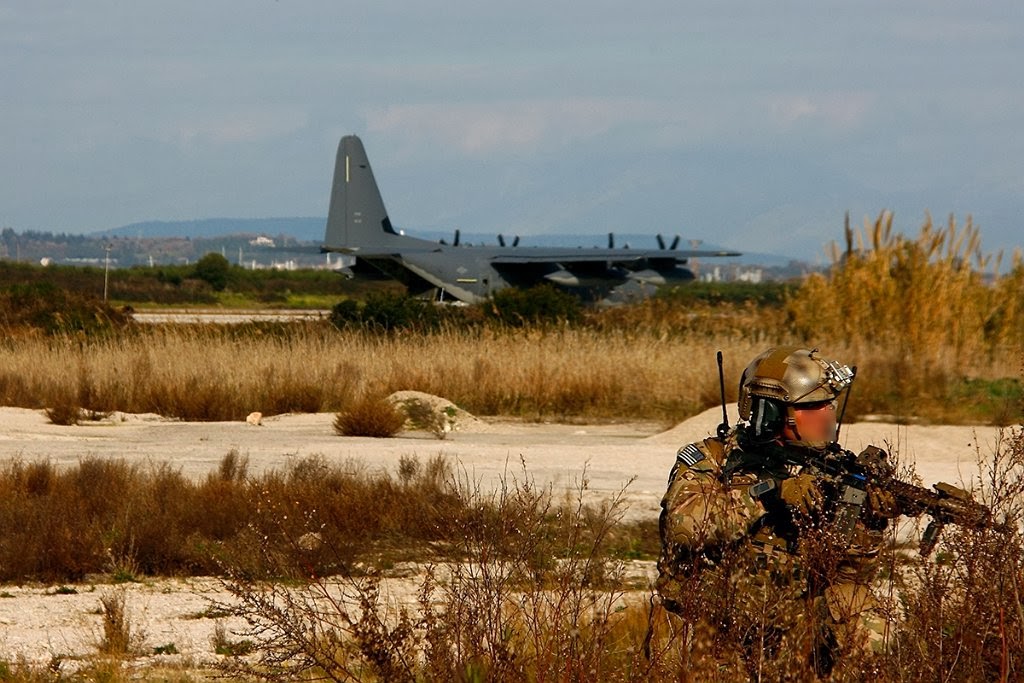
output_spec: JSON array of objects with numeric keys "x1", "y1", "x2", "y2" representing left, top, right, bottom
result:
[{"x1": 103, "y1": 244, "x2": 111, "y2": 302}]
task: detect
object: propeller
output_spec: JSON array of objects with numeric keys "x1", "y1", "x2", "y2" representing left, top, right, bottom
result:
[
  {"x1": 439, "y1": 229, "x2": 462, "y2": 246},
  {"x1": 608, "y1": 232, "x2": 615, "y2": 249},
  {"x1": 498, "y1": 234, "x2": 505, "y2": 247},
  {"x1": 657, "y1": 234, "x2": 682, "y2": 250}
]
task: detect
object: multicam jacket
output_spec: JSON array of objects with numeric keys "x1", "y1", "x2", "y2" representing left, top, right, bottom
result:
[{"x1": 657, "y1": 429, "x2": 889, "y2": 610}]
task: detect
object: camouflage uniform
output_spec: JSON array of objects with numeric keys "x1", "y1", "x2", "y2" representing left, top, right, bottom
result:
[{"x1": 657, "y1": 430, "x2": 892, "y2": 676}]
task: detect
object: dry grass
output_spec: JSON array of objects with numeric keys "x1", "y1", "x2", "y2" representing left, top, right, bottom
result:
[
  {"x1": 212, "y1": 430, "x2": 1024, "y2": 681},
  {"x1": 0, "y1": 432, "x2": 1020, "y2": 680},
  {"x1": 0, "y1": 323, "x2": 770, "y2": 424},
  {"x1": 218, "y1": 461, "x2": 644, "y2": 681},
  {"x1": 3, "y1": 214, "x2": 1022, "y2": 427}
]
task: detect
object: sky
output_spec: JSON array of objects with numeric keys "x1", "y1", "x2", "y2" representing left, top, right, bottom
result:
[{"x1": 2, "y1": 1, "x2": 1022, "y2": 263}]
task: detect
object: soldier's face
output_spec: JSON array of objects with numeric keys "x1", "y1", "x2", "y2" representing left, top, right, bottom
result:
[{"x1": 783, "y1": 400, "x2": 838, "y2": 444}]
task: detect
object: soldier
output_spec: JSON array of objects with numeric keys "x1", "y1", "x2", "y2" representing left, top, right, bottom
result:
[{"x1": 657, "y1": 347, "x2": 899, "y2": 677}]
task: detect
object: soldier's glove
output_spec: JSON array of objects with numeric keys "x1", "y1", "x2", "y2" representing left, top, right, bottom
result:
[
  {"x1": 779, "y1": 473, "x2": 824, "y2": 516},
  {"x1": 866, "y1": 486, "x2": 901, "y2": 518}
]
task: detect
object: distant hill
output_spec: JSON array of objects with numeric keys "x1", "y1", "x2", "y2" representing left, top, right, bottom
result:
[
  {"x1": 99, "y1": 219, "x2": 747, "y2": 256},
  {"x1": 97, "y1": 217, "x2": 326, "y2": 241}
]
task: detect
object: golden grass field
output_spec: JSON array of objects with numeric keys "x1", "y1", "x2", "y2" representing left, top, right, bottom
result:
[{"x1": 1, "y1": 212, "x2": 1019, "y2": 429}]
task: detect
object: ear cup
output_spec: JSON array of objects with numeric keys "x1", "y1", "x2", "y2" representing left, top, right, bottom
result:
[{"x1": 751, "y1": 397, "x2": 784, "y2": 440}]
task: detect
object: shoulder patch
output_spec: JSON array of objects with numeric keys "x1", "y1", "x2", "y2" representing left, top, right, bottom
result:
[{"x1": 676, "y1": 443, "x2": 706, "y2": 468}]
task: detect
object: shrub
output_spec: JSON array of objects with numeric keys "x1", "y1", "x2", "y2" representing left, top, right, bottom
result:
[
  {"x1": 44, "y1": 396, "x2": 81, "y2": 426},
  {"x1": 330, "y1": 292, "x2": 452, "y2": 332},
  {"x1": 193, "y1": 252, "x2": 231, "y2": 292},
  {"x1": 0, "y1": 281, "x2": 129, "y2": 336},
  {"x1": 333, "y1": 394, "x2": 406, "y2": 437},
  {"x1": 328, "y1": 298, "x2": 362, "y2": 328},
  {"x1": 484, "y1": 283, "x2": 583, "y2": 326}
]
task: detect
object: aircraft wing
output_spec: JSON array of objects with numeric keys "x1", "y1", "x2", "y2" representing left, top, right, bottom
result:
[{"x1": 490, "y1": 248, "x2": 739, "y2": 264}]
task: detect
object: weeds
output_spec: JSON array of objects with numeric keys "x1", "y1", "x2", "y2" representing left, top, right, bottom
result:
[
  {"x1": 97, "y1": 589, "x2": 143, "y2": 657},
  {"x1": 217, "y1": 460, "x2": 643, "y2": 681},
  {"x1": 211, "y1": 621, "x2": 256, "y2": 657}
]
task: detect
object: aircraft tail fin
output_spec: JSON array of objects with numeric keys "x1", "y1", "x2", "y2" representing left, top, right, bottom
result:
[{"x1": 323, "y1": 135, "x2": 404, "y2": 252}]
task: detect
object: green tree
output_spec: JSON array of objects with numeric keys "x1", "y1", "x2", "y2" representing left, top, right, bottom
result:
[{"x1": 193, "y1": 252, "x2": 231, "y2": 291}]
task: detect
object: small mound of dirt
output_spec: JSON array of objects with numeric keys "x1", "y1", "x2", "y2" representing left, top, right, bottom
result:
[
  {"x1": 386, "y1": 390, "x2": 482, "y2": 436},
  {"x1": 645, "y1": 406, "x2": 740, "y2": 445}
]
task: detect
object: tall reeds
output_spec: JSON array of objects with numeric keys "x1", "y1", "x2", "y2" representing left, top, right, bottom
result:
[{"x1": 787, "y1": 211, "x2": 1023, "y2": 421}]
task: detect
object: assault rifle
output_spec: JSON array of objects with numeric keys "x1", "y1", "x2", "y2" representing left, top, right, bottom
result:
[{"x1": 786, "y1": 443, "x2": 1011, "y2": 556}]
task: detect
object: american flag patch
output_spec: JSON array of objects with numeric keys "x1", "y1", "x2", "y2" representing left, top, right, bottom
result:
[{"x1": 676, "y1": 444, "x2": 705, "y2": 467}]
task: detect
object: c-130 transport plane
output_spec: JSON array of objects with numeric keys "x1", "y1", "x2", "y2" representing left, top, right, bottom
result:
[{"x1": 320, "y1": 135, "x2": 740, "y2": 304}]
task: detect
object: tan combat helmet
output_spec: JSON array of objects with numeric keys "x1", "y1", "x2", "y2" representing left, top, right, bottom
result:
[{"x1": 738, "y1": 347, "x2": 854, "y2": 442}]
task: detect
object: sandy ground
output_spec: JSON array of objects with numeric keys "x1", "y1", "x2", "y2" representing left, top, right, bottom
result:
[{"x1": 0, "y1": 404, "x2": 1010, "y2": 669}]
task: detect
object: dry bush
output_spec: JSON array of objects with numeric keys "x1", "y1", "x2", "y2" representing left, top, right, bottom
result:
[
  {"x1": 0, "y1": 452, "x2": 470, "y2": 582},
  {"x1": 876, "y1": 426, "x2": 1024, "y2": 680},
  {"x1": 43, "y1": 398, "x2": 80, "y2": 426},
  {"x1": 333, "y1": 394, "x2": 406, "y2": 437},
  {"x1": 216, "y1": 461, "x2": 644, "y2": 681},
  {"x1": 97, "y1": 589, "x2": 144, "y2": 657}
]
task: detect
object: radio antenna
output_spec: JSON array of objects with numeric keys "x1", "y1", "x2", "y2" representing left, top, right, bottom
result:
[
  {"x1": 716, "y1": 350, "x2": 729, "y2": 439},
  {"x1": 834, "y1": 365, "x2": 856, "y2": 443}
]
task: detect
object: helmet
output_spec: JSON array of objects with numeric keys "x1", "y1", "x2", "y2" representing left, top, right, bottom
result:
[{"x1": 738, "y1": 347, "x2": 854, "y2": 444}]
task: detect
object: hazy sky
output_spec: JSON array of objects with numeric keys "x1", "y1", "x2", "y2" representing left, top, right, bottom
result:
[{"x1": 2, "y1": 2, "x2": 1021, "y2": 261}]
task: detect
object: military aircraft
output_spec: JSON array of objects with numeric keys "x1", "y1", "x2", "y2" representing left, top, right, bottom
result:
[{"x1": 320, "y1": 135, "x2": 740, "y2": 303}]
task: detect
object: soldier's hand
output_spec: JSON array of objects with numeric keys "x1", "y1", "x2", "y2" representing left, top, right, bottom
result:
[
  {"x1": 779, "y1": 473, "x2": 824, "y2": 516},
  {"x1": 866, "y1": 486, "x2": 901, "y2": 518}
]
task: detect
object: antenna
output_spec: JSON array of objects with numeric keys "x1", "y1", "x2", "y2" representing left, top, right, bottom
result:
[
  {"x1": 834, "y1": 365, "x2": 857, "y2": 443},
  {"x1": 716, "y1": 350, "x2": 730, "y2": 439}
]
